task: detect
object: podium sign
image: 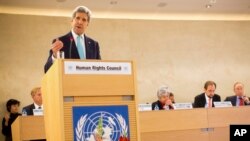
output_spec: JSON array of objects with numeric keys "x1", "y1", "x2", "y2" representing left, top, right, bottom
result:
[
  {"x1": 64, "y1": 61, "x2": 132, "y2": 75},
  {"x1": 42, "y1": 59, "x2": 140, "y2": 141}
]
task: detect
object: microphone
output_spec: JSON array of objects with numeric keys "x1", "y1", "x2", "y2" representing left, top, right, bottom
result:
[
  {"x1": 69, "y1": 37, "x2": 73, "y2": 59},
  {"x1": 242, "y1": 96, "x2": 250, "y2": 103}
]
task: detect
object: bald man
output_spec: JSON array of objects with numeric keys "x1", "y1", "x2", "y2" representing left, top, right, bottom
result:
[
  {"x1": 225, "y1": 82, "x2": 250, "y2": 106},
  {"x1": 193, "y1": 81, "x2": 221, "y2": 108}
]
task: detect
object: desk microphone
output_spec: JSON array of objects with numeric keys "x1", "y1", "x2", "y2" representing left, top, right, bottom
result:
[{"x1": 69, "y1": 37, "x2": 73, "y2": 58}]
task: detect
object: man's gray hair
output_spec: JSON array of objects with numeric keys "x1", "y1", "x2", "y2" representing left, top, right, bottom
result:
[
  {"x1": 72, "y1": 6, "x2": 92, "y2": 22},
  {"x1": 157, "y1": 86, "x2": 170, "y2": 99}
]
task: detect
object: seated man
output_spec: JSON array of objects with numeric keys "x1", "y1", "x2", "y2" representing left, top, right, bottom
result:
[
  {"x1": 193, "y1": 81, "x2": 221, "y2": 108},
  {"x1": 22, "y1": 87, "x2": 43, "y2": 115},
  {"x1": 225, "y1": 82, "x2": 250, "y2": 106},
  {"x1": 152, "y1": 86, "x2": 174, "y2": 110}
]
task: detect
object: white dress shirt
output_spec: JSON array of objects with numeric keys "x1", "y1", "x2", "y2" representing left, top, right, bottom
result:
[
  {"x1": 71, "y1": 29, "x2": 86, "y2": 58},
  {"x1": 205, "y1": 94, "x2": 213, "y2": 108},
  {"x1": 34, "y1": 103, "x2": 43, "y2": 109},
  {"x1": 236, "y1": 96, "x2": 241, "y2": 106}
]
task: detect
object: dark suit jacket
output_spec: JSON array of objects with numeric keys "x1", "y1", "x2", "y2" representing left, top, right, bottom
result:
[
  {"x1": 44, "y1": 32, "x2": 101, "y2": 73},
  {"x1": 193, "y1": 93, "x2": 221, "y2": 108},
  {"x1": 225, "y1": 95, "x2": 250, "y2": 106},
  {"x1": 22, "y1": 104, "x2": 35, "y2": 115},
  {"x1": 152, "y1": 100, "x2": 164, "y2": 110}
]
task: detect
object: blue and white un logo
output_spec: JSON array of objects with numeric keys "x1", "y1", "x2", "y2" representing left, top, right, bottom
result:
[{"x1": 73, "y1": 106, "x2": 130, "y2": 141}]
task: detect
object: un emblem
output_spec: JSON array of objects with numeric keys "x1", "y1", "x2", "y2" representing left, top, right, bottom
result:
[{"x1": 73, "y1": 106, "x2": 130, "y2": 141}]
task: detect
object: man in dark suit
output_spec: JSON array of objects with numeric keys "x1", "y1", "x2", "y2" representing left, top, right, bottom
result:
[
  {"x1": 193, "y1": 81, "x2": 221, "y2": 108},
  {"x1": 22, "y1": 87, "x2": 43, "y2": 115},
  {"x1": 22, "y1": 87, "x2": 45, "y2": 141},
  {"x1": 225, "y1": 82, "x2": 250, "y2": 106},
  {"x1": 44, "y1": 6, "x2": 101, "y2": 73}
]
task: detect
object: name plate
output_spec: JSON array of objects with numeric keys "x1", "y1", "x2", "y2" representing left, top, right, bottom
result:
[
  {"x1": 173, "y1": 103, "x2": 193, "y2": 110},
  {"x1": 33, "y1": 109, "x2": 44, "y2": 116},
  {"x1": 214, "y1": 101, "x2": 232, "y2": 108},
  {"x1": 64, "y1": 61, "x2": 132, "y2": 75},
  {"x1": 138, "y1": 104, "x2": 152, "y2": 111}
]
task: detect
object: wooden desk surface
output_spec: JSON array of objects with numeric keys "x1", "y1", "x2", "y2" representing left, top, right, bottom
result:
[
  {"x1": 12, "y1": 107, "x2": 250, "y2": 141},
  {"x1": 139, "y1": 108, "x2": 208, "y2": 133},
  {"x1": 207, "y1": 106, "x2": 250, "y2": 128},
  {"x1": 139, "y1": 106, "x2": 250, "y2": 141},
  {"x1": 12, "y1": 116, "x2": 46, "y2": 141}
]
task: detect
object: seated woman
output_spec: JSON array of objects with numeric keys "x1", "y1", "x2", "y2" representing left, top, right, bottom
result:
[
  {"x1": 2, "y1": 99, "x2": 21, "y2": 141},
  {"x1": 152, "y1": 86, "x2": 174, "y2": 110}
]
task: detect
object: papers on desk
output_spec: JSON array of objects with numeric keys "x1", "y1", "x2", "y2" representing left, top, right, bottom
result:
[
  {"x1": 139, "y1": 103, "x2": 194, "y2": 111},
  {"x1": 33, "y1": 109, "x2": 44, "y2": 116},
  {"x1": 214, "y1": 101, "x2": 232, "y2": 108},
  {"x1": 173, "y1": 103, "x2": 193, "y2": 110}
]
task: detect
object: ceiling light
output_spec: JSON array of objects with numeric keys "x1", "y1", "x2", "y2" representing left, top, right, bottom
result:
[
  {"x1": 209, "y1": 0, "x2": 217, "y2": 4},
  {"x1": 56, "y1": 0, "x2": 66, "y2": 2},
  {"x1": 206, "y1": 4, "x2": 212, "y2": 9},
  {"x1": 110, "y1": 0, "x2": 118, "y2": 5},
  {"x1": 157, "y1": 2, "x2": 167, "y2": 8}
]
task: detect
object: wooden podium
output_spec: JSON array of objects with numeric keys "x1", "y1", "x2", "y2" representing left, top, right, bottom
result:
[
  {"x1": 41, "y1": 59, "x2": 140, "y2": 141},
  {"x1": 11, "y1": 116, "x2": 46, "y2": 141}
]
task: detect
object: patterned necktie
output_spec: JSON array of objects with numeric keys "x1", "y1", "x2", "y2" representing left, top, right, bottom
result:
[
  {"x1": 208, "y1": 98, "x2": 212, "y2": 108},
  {"x1": 76, "y1": 36, "x2": 86, "y2": 59},
  {"x1": 239, "y1": 97, "x2": 244, "y2": 106}
]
